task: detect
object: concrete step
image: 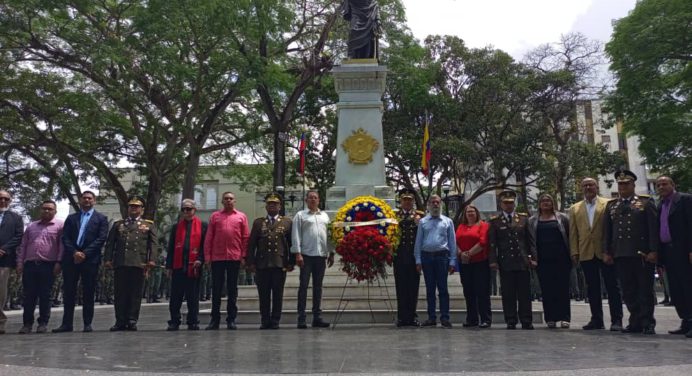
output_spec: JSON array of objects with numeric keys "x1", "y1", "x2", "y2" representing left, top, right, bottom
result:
[
  {"x1": 230, "y1": 295, "x2": 505, "y2": 311},
  {"x1": 193, "y1": 309, "x2": 544, "y2": 326},
  {"x1": 235, "y1": 284, "x2": 466, "y2": 298}
]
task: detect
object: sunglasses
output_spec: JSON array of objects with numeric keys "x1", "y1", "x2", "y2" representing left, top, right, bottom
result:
[
  {"x1": 128, "y1": 204, "x2": 142, "y2": 208},
  {"x1": 181, "y1": 207, "x2": 194, "y2": 212}
]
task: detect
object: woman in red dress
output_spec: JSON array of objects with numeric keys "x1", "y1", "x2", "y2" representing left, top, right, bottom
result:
[{"x1": 456, "y1": 205, "x2": 492, "y2": 328}]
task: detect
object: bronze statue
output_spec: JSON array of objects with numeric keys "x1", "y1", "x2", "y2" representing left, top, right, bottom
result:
[{"x1": 342, "y1": 0, "x2": 380, "y2": 59}]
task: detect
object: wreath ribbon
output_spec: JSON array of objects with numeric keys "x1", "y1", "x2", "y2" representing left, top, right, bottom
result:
[{"x1": 331, "y1": 218, "x2": 399, "y2": 228}]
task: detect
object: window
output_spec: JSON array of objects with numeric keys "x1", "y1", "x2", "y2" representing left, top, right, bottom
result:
[{"x1": 193, "y1": 182, "x2": 218, "y2": 210}]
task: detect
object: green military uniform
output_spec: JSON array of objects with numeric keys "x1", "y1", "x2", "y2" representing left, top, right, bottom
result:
[
  {"x1": 488, "y1": 191, "x2": 536, "y2": 327},
  {"x1": 146, "y1": 254, "x2": 164, "y2": 303},
  {"x1": 51, "y1": 273, "x2": 63, "y2": 307},
  {"x1": 246, "y1": 193, "x2": 293, "y2": 329},
  {"x1": 393, "y1": 189, "x2": 423, "y2": 327},
  {"x1": 104, "y1": 216, "x2": 159, "y2": 330},
  {"x1": 604, "y1": 171, "x2": 658, "y2": 332}
]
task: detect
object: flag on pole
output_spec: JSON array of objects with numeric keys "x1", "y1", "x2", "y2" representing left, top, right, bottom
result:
[
  {"x1": 297, "y1": 132, "x2": 307, "y2": 176},
  {"x1": 421, "y1": 119, "x2": 431, "y2": 176}
]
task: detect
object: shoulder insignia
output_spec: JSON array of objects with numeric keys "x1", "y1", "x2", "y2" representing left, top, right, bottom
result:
[
  {"x1": 143, "y1": 219, "x2": 154, "y2": 224},
  {"x1": 415, "y1": 210, "x2": 426, "y2": 215},
  {"x1": 638, "y1": 194, "x2": 651, "y2": 199},
  {"x1": 517, "y1": 212, "x2": 528, "y2": 216},
  {"x1": 489, "y1": 215, "x2": 499, "y2": 220}
]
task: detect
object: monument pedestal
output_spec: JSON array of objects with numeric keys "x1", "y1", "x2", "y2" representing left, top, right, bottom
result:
[{"x1": 326, "y1": 60, "x2": 394, "y2": 211}]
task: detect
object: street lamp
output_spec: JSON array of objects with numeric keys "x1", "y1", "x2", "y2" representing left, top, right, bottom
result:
[
  {"x1": 275, "y1": 185, "x2": 285, "y2": 216},
  {"x1": 442, "y1": 184, "x2": 451, "y2": 216}
]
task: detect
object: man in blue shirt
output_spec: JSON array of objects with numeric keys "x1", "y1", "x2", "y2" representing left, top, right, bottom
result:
[{"x1": 414, "y1": 195, "x2": 457, "y2": 328}]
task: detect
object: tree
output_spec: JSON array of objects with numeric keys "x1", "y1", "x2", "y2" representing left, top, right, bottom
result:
[
  {"x1": 524, "y1": 33, "x2": 621, "y2": 209},
  {"x1": 382, "y1": 34, "x2": 549, "y2": 220},
  {"x1": 606, "y1": 0, "x2": 692, "y2": 189}
]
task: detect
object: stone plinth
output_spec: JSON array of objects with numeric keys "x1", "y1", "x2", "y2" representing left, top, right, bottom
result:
[{"x1": 327, "y1": 60, "x2": 394, "y2": 210}]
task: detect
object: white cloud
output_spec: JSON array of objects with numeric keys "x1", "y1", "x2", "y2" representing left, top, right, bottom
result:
[{"x1": 401, "y1": 0, "x2": 635, "y2": 58}]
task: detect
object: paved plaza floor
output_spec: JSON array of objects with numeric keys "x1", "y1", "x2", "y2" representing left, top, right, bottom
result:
[{"x1": 1, "y1": 298, "x2": 691, "y2": 375}]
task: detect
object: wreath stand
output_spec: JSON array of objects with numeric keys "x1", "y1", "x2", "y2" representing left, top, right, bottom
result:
[{"x1": 332, "y1": 273, "x2": 395, "y2": 329}]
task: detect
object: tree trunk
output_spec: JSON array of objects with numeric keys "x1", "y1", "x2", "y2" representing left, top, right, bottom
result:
[
  {"x1": 272, "y1": 130, "x2": 286, "y2": 190},
  {"x1": 181, "y1": 149, "x2": 201, "y2": 202}
]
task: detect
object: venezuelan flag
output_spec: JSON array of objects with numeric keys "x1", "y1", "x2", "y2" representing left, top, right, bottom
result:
[
  {"x1": 421, "y1": 120, "x2": 431, "y2": 176},
  {"x1": 297, "y1": 132, "x2": 306, "y2": 176}
]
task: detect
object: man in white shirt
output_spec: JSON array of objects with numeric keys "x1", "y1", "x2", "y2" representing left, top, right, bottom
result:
[{"x1": 291, "y1": 190, "x2": 333, "y2": 328}]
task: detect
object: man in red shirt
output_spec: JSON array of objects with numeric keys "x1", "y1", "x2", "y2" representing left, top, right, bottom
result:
[{"x1": 204, "y1": 191, "x2": 249, "y2": 330}]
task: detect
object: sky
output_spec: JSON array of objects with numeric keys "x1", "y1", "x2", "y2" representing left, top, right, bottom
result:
[{"x1": 401, "y1": 0, "x2": 638, "y2": 59}]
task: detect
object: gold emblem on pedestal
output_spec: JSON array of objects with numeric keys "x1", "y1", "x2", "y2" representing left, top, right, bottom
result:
[{"x1": 341, "y1": 128, "x2": 379, "y2": 164}]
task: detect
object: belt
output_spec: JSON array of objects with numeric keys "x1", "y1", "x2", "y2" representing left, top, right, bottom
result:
[
  {"x1": 423, "y1": 250, "x2": 449, "y2": 257},
  {"x1": 25, "y1": 260, "x2": 56, "y2": 265}
]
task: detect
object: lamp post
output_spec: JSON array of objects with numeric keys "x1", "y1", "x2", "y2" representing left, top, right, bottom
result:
[
  {"x1": 275, "y1": 185, "x2": 285, "y2": 216},
  {"x1": 442, "y1": 184, "x2": 451, "y2": 216}
]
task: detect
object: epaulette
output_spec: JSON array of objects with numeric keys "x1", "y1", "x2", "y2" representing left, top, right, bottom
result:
[
  {"x1": 143, "y1": 219, "x2": 154, "y2": 224},
  {"x1": 415, "y1": 210, "x2": 425, "y2": 216},
  {"x1": 638, "y1": 194, "x2": 651, "y2": 199},
  {"x1": 489, "y1": 215, "x2": 499, "y2": 220},
  {"x1": 517, "y1": 212, "x2": 528, "y2": 216}
]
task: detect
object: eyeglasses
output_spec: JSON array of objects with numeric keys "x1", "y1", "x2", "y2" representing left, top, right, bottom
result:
[
  {"x1": 181, "y1": 207, "x2": 194, "y2": 212},
  {"x1": 0, "y1": 197, "x2": 10, "y2": 202},
  {"x1": 128, "y1": 204, "x2": 142, "y2": 208}
]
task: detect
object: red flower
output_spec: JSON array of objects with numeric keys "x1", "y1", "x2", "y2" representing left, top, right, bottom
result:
[{"x1": 335, "y1": 227, "x2": 394, "y2": 282}]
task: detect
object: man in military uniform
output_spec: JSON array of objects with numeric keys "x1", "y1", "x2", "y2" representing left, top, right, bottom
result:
[
  {"x1": 104, "y1": 196, "x2": 159, "y2": 331},
  {"x1": 246, "y1": 193, "x2": 294, "y2": 329},
  {"x1": 603, "y1": 170, "x2": 658, "y2": 334},
  {"x1": 488, "y1": 190, "x2": 536, "y2": 330},
  {"x1": 394, "y1": 188, "x2": 423, "y2": 327}
]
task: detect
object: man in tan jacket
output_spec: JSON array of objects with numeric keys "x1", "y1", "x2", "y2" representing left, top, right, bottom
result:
[{"x1": 569, "y1": 177, "x2": 623, "y2": 331}]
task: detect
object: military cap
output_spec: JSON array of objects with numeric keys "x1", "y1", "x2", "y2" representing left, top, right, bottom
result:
[
  {"x1": 127, "y1": 195, "x2": 145, "y2": 207},
  {"x1": 265, "y1": 192, "x2": 282, "y2": 204},
  {"x1": 615, "y1": 169, "x2": 637, "y2": 183},
  {"x1": 499, "y1": 190, "x2": 517, "y2": 203},
  {"x1": 398, "y1": 188, "x2": 415, "y2": 200}
]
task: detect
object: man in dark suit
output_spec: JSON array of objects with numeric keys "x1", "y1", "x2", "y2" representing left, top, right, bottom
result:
[
  {"x1": 603, "y1": 170, "x2": 659, "y2": 335},
  {"x1": 656, "y1": 176, "x2": 692, "y2": 338},
  {"x1": 53, "y1": 191, "x2": 109, "y2": 333},
  {"x1": 394, "y1": 188, "x2": 423, "y2": 327},
  {"x1": 246, "y1": 192, "x2": 293, "y2": 329},
  {"x1": 488, "y1": 190, "x2": 536, "y2": 330},
  {"x1": 0, "y1": 190, "x2": 24, "y2": 335}
]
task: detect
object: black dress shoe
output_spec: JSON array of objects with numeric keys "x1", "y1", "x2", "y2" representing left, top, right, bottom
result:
[
  {"x1": 312, "y1": 319, "x2": 330, "y2": 328},
  {"x1": 462, "y1": 322, "x2": 478, "y2": 328},
  {"x1": 521, "y1": 323, "x2": 534, "y2": 330},
  {"x1": 83, "y1": 325, "x2": 93, "y2": 333},
  {"x1": 686, "y1": 328, "x2": 692, "y2": 338},
  {"x1": 297, "y1": 322, "x2": 308, "y2": 329},
  {"x1": 582, "y1": 321, "x2": 605, "y2": 330},
  {"x1": 410, "y1": 320, "x2": 421, "y2": 327},
  {"x1": 642, "y1": 326, "x2": 656, "y2": 335},
  {"x1": 440, "y1": 320, "x2": 453, "y2": 328},
  {"x1": 669, "y1": 327, "x2": 689, "y2": 335},
  {"x1": 126, "y1": 323, "x2": 138, "y2": 331},
  {"x1": 610, "y1": 322, "x2": 623, "y2": 332},
  {"x1": 270, "y1": 322, "x2": 280, "y2": 330},
  {"x1": 260, "y1": 323, "x2": 271, "y2": 330},
  {"x1": 166, "y1": 324, "x2": 180, "y2": 331},
  {"x1": 52, "y1": 325, "x2": 73, "y2": 333},
  {"x1": 621, "y1": 325, "x2": 643, "y2": 333},
  {"x1": 109, "y1": 324, "x2": 126, "y2": 332},
  {"x1": 227, "y1": 321, "x2": 237, "y2": 330},
  {"x1": 479, "y1": 322, "x2": 491, "y2": 329},
  {"x1": 421, "y1": 319, "x2": 437, "y2": 327},
  {"x1": 188, "y1": 324, "x2": 200, "y2": 331},
  {"x1": 396, "y1": 320, "x2": 405, "y2": 328},
  {"x1": 506, "y1": 323, "x2": 516, "y2": 330},
  {"x1": 205, "y1": 322, "x2": 220, "y2": 330}
]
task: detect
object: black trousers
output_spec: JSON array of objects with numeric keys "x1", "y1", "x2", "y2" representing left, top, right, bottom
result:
[
  {"x1": 581, "y1": 257, "x2": 623, "y2": 325},
  {"x1": 394, "y1": 260, "x2": 420, "y2": 323},
  {"x1": 61, "y1": 262, "x2": 99, "y2": 328},
  {"x1": 168, "y1": 270, "x2": 200, "y2": 326},
  {"x1": 210, "y1": 260, "x2": 240, "y2": 324},
  {"x1": 499, "y1": 270, "x2": 532, "y2": 325},
  {"x1": 22, "y1": 261, "x2": 56, "y2": 326},
  {"x1": 662, "y1": 243, "x2": 692, "y2": 323},
  {"x1": 297, "y1": 255, "x2": 326, "y2": 323},
  {"x1": 536, "y1": 260, "x2": 571, "y2": 322},
  {"x1": 459, "y1": 260, "x2": 491, "y2": 325},
  {"x1": 113, "y1": 267, "x2": 145, "y2": 325},
  {"x1": 615, "y1": 257, "x2": 656, "y2": 328},
  {"x1": 255, "y1": 267, "x2": 287, "y2": 325}
]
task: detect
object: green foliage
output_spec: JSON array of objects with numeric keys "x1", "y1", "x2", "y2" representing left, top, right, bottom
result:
[{"x1": 606, "y1": 0, "x2": 692, "y2": 189}]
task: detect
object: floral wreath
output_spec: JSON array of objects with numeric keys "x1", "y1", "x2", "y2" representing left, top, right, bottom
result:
[{"x1": 330, "y1": 196, "x2": 400, "y2": 282}]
